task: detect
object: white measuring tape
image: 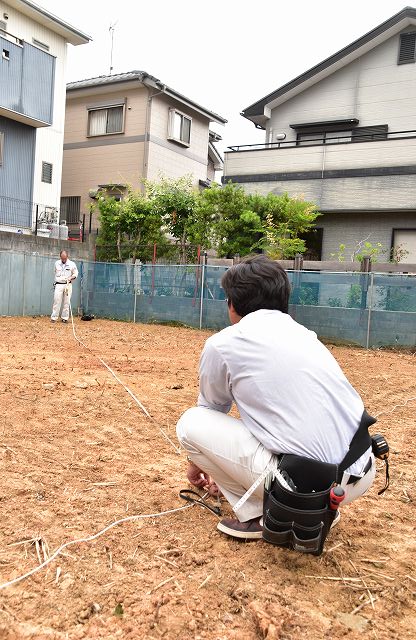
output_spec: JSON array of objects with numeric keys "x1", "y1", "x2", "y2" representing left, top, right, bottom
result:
[
  {"x1": 233, "y1": 457, "x2": 279, "y2": 513},
  {"x1": 68, "y1": 296, "x2": 182, "y2": 455}
]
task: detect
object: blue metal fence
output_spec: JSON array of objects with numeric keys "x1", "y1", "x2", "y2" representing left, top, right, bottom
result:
[{"x1": 0, "y1": 253, "x2": 415, "y2": 348}]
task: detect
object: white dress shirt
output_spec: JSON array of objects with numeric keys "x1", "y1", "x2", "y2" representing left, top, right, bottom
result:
[
  {"x1": 198, "y1": 309, "x2": 370, "y2": 476},
  {"x1": 54, "y1": 259, "x2": 78, "y2": 283}
]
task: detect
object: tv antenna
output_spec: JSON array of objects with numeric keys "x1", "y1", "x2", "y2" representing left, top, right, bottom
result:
[{"x1": 109, "y1": 21, "x2": 118, "y2": 75}]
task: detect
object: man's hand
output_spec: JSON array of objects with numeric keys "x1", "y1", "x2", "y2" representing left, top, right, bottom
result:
[
  {"x1": 187, "y1": 461, "x2": 210, "y2": 488},
  {"x1": 187, "y1": 462, "x2": 223, "y2": 497}
]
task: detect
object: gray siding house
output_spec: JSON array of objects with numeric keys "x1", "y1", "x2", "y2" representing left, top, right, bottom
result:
[
  {"x1": 0, "y1": 0, "x2": 89, "y2": 232},
  {"x1": 223, "y1": 7, "x2": 416, "y2": 261}
]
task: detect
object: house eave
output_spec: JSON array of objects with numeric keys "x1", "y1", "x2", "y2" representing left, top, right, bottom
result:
[
  {"x1": 242, "y1": 7, "x2": 416, "y2": 123},
  {"x1": 66, "y1": 72, "x2": 227, "y2": 125},
  {"x1": 5, "y1": 0, "x2": 91, "y2": 45}
]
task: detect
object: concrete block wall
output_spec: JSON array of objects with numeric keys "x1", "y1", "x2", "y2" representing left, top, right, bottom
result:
[{"x1": 0, "y1": 230, "x2": 93, "y2": 259}]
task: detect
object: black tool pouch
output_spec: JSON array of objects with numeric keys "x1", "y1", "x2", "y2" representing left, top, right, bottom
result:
[
  {"x1": 262, "y1": 409, "x2": 377, "y2": 556},
  {"x1": 263, "y1": 454, "x2": 338, "y2": 556}
]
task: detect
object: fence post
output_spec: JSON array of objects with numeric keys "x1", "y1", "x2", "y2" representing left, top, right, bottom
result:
[
  {"x1": 133, "y1": 263, "x2": 137, "y2": 323},
  {"x1": 360, "y1": 255, "x2": 372, "y2": 310},
  {"x1": 366, "y1": 272, "x2": 375, "y2": 349},
  {"x1": 22, "y1": 253, "x2": 26, "y2": 317},
  {"x1": 34, "y1": 204, "x2": 39, "y2": 236},
  {"x1": 294, "y1": 254, "x2": 304, "y2": 271},
  {"x1": 199, "y1": 251, "x2": 207, "y2": 330}
]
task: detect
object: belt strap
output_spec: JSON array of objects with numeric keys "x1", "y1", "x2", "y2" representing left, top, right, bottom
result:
[
  {"x1": 346, "y1": 456, "x2": 372, "y2": 484},
  {"x1": 337, "y1": 409, "x2": 375, "y2": 482}
]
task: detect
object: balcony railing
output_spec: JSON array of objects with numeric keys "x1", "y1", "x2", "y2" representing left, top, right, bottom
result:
[{"x1": 227, "y1": 129, "x2": 416, "y2": 152}]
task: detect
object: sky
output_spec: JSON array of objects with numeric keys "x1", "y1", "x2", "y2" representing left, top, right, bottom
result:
[{"x1": 41, "y1": 0, "x2": 410, "y2": 155}]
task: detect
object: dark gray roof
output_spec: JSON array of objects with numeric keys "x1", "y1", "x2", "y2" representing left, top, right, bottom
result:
[
  {"x1": 67, "y1": 71, "x2": 151, "y2": 90},
  {"x1": 67, "y1": 71, "x2": 227, "y2": 124},
  {"x1": 243, "y1": 6, "x2": 416, "y2": 120}
]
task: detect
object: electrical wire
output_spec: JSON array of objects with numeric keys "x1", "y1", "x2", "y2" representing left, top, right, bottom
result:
[
  {"x1": 0, "y1": 503, "x2": 194, "y2": 591},
  {"x1": 374, "y1": 395, "x2": 416, "y2": 419},
  {"x1": 68, "y1": 296, "x2": 182, "y2": 455}
]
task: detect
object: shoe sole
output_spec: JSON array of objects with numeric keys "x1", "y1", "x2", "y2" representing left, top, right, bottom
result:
[
  {"x1": 330, "y1": 511, "x2": 341, "y2": 529},
  {"x1": 217, "y1": 521, "x2": 263, "y2": 540}
]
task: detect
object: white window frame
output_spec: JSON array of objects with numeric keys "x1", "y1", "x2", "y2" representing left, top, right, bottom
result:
[
  {"x1": 168, "y1": 108, "x2": 192, "y2": 147},
  {"x1": 87, "y1": 104, "x2": 125, "y2": 137}
]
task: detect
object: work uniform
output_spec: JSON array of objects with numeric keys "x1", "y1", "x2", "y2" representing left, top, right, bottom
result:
[
  {"x1": 51, "y1": 258, "x2": 78, "y2": 322},
  {"x1": 177, "y1": 309, "x2": 375, "y2": 522}
]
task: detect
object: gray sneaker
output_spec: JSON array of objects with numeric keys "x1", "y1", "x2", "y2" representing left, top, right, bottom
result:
[{"x1": 217, "y1": 517, "x2": 263, "y2": 540}]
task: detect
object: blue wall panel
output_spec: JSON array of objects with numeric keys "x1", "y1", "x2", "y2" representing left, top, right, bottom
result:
[
  {"x1": 0, "y1": 116, "x2": 35, "y2": 226},
  {"x1": 0, "y1": 37, "x2": 54, "y2": 124}
]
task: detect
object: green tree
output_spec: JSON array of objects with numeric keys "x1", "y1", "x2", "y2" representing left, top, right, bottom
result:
[
  {"x1": 96, "y1": 190, "x2": 166, "y2": 263},
  {"x1": 197, "y1": 183, "x2": 319, "y2": 258},
  {"x1": 197, "y1": 182, "x2": 263, "y2": 258},
  {"x1": 145, "y1": 176, "x2": 205, "y2": 262}
]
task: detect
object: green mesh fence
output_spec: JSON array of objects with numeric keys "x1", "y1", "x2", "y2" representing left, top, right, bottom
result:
[{"x1": 1, "y1": 253, "x2": 415, "y2": 348}]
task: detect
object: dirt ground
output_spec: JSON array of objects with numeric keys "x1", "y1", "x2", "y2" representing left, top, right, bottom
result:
[{"x1": 0, "y1": 317, "x2": 414, "y2": 640}]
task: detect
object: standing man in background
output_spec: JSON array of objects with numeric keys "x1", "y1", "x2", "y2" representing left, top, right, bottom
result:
[{"x1": 51, "y1": 250, "x2": 78, "y2": 323}]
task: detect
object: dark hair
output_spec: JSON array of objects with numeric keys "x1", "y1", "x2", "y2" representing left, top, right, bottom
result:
[
  {"x1": 221, "y1": 255, "x2": 290, "y2": 317},
  {"x1": 60, "y1": 250, "x2": 68, "y2": 257}
]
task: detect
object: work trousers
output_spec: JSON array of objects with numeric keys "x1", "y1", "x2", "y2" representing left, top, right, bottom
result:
[
  {"x1": 51, "y1": 283, "x2": 72, "y2": 321},
  {"x1": 177, "y1": 407, "x2": 376, "y2": 522}
]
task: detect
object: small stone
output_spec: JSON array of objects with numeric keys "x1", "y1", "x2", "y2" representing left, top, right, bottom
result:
[
  {"x1": 73, "y1": 381, "x2": 88, "y2": 389},
  {"x1": 337, "y1": 612, "x2": 369, "y2": 632},
  {"x1": 42, "y1": 383, "x2": 55, "y2": 390}
]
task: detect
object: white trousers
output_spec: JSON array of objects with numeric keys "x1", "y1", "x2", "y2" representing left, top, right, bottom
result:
[
  {"x1": 177, "y1": 407, "x2": 376, "y2": 522},
  {"x1": 51, "y1": 283, "x2": 72, "y2": 321}
]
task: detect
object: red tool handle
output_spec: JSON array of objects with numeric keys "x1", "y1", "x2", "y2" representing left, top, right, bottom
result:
[{"x1": 329, "y1": 485, "x2": 345, "y2": 510}]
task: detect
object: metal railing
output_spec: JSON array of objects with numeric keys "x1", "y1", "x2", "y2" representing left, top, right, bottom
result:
[
  {"x1": 0, "y1": 195, "x2": 58, "y2": 232},
  {"x1": 226, "y1": 128, "x2": 416, "y2": 152}
]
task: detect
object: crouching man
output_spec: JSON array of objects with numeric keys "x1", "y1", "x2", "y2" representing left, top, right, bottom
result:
[{"x1": 177, "y1": 255, "x2": 376, "y2": 540}]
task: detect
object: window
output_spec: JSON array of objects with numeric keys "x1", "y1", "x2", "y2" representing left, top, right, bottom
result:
[
  {"x1": 168, "y1": 109, "x2": 191, "y2": 146},
  {"x1": 41, "y1": 161, "x2": 53, "y2": 184},
  {"x1": 398, "y1": 32, "x2": 416, "y2": 64},
  {"x1": 0, "y1": 132, "x2": 4, "y2": 165},
  {"x1": 60, "y1": 196, "x2": 81, "y2": 224},
  {"x1": 88, "y1": 105, "x2": 124, "y2": 136},
  {"x1": 2, "y1": 48, "x2": 9, "y2": 61},
  {"x1": 0, "y1": 20, "x2": 7, "y2": 32},
  {"x1": 297, "y1": 131, "x2": 352, "y2": 145},
  {"x1": 352, "y1": 125, "x2": 388, "y2": 142}
]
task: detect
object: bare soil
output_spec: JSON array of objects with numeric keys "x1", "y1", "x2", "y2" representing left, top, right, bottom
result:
[{"x1": 0, "y1": 317, "x2": 414, "y2": 640}]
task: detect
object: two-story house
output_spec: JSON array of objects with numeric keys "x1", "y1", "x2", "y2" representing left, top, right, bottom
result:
[
  {"x1": 0, "y1": 0, "x2": 90, "y2": 233},
  {"x1": 223, "y1": 7, "x2": 416, "y2": 262},
  {"x1": 61, "y1": 71, "x2": 227, "y2": 234}
]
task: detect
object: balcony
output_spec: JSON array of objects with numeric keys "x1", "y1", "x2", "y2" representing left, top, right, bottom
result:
[
  {"x1": 223, "y1": 130, "x2": 416, "y2": 211},
  {"x1": 224, "y1": 130, "x2": 416, "y2": 183},
  {"x1": 0, "y1": 30, "x2": 55, "y2": 127}
]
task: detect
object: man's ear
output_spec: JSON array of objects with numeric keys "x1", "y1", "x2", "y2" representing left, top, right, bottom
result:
[{"x1": 228, "y1": 301, "x2": 242, "y2": 324}]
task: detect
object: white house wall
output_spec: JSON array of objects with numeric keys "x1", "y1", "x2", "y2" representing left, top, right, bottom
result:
[
  {"x1": 266, "y1": 28, "x2": 416, "y2": 142},
  {"x1": 146, "y1": 94, "x2": 209, "y2": 183},
  {"x1": 1, "y1": 1, "x2": 69, "y2": 216}
]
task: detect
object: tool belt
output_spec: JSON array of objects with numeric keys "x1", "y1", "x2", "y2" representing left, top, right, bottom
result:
[{"x1": 263, "y1": 410, "x2": 376, "y2": 556}]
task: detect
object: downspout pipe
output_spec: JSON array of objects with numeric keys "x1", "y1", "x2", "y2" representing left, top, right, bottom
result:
[{"x1": 141, "y1": 74, "x2": 167, "y2": 184}]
